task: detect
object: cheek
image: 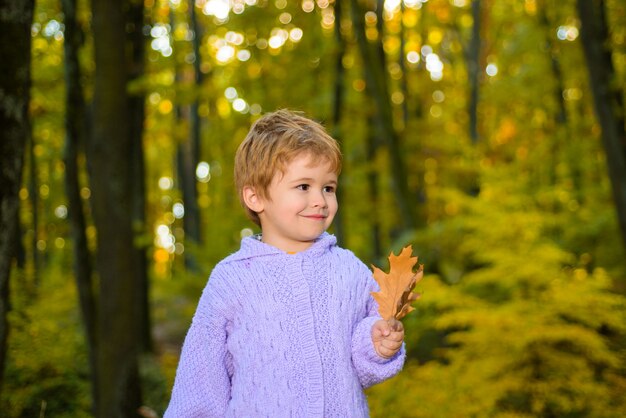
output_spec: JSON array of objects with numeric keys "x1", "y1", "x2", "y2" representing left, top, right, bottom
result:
[
  {"x1": 282, "y1": 196, "x2": 308, "y2": 213},
  {"x1": 328, "y1": 196, "x2": 339, "y2": 213}
]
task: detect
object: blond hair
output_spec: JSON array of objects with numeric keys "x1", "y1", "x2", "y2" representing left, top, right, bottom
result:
[{"x1": 234, "y1": 109, "x2": 342, "y2": 226}]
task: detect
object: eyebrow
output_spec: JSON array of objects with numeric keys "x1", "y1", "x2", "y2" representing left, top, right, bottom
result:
[{"x1": 290, "y1": 177, "x2": 337, "y2": 184}]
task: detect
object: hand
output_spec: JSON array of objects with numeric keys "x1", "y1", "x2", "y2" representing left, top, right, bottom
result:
[{"x1": 371, "y1": 318, "x2": 404, "y2": 359}]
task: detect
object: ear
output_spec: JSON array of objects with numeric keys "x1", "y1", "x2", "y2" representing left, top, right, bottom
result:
[{"x1": 242, "y1": 186, "x2": 264, "y2": 213}]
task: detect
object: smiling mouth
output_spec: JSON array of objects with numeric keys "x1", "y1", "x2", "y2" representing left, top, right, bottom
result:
[{"x1": 304, "y1": 214, "x2": 327, "y2": 220}]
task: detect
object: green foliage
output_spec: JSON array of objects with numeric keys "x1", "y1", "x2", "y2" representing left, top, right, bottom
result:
[
  {"x1": 1, "y1": 265, "x2": 91, "y2": 418},
  {"x1": 139, "y1": 354, "x2": 171, "y2": 416},
  {"x1": 1, "y1": 259, "x2": 180, "y2": 417},
  {"x1": 149, "y1": 240, "x2": 245, "y2": 413},
  {"x1": 8, "y1": 0, "x2": 626, "y2": 416},
  {"x1": 368, "y1": 180, "x2": 626, "y2": 417}
]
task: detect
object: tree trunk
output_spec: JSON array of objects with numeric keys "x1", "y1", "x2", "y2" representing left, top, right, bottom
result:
[
  {"x1": 174, "y1": 1, "x2": 202, "y2": 271},
  {"x1": 350, "y1": 0, "x2": 417, "y2": 231},
  {"x1": 576, "y1": 0, "x2": 626, "y2": 252},
  {"x1": 186, "y1": 0, "x2": 203, "y2": 245},
  {"x1": 538, "y1": 1, "x2": 570, "y2": 191},
  {"x1": 89, "y1": 0, "x2": 143, "y2": 415},
  {"x1": 170, "y1": 2, "x2": 204, "y2": 271},
  {"x1": 538, "y1": 3, "x2": 567, "y2": 126},
  {"x1": 0, "y1": 0, "x2": 34, "y2": 395},
  {"x1": 366, "y1": 116, "x2": 383, "y2": 261},
  {"x1": 60, "y1": 0, "x2": 99, "y2": 412},
  {"x1": 331, "y1": 0, "x2": 346, "y2": 246},
  {"x1": 13, "y1": 208, "x2": 25, "y2": 269},
  {"x1": 28, "y1": 113, "x2": 40, "y2": 282},
  {"x1": 467, "y1": 0, "x2": 481, "y2": 144},
  {"x1": 398, "y1": 0, "x2": 409, "y2": 126},
  {"x1": 178, "y1": 131, "x2": 200, "y2": 269},
  {"x1": 127, "y1": 0, "x2": 152, "y2": 354}
]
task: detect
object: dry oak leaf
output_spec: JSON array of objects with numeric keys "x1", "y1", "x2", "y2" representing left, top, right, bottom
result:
[{"x1": 371, "y1": 245, "x2": 424, "y2": 321}]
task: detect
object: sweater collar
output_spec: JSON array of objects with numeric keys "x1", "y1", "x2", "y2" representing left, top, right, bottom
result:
[{"x1": 224, "y1": 232, "x2": 337, "y2": 263}]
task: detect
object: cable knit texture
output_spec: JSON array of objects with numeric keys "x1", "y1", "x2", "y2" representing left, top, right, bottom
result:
[{"x1": 164, "y1": 233, "x2": 405, "y2": 417}]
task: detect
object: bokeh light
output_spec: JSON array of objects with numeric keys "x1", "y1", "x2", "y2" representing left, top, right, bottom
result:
[
  {"x1": 54, "y1": 205, "x2": 68, "y2": 219},
  {"x1": 425, "y1": 52, "x2": 444, "y2": 81},
  {"x1": 196, "y1": 162, "x2": 211, "y2": 182},
  {"x1": 150, "y1": 24, "x2": 173, "y2": 57},
  {"x1": 216, "y1": 44, "x2": 235, "y2": 63},
  {"x1": 302, "y1": 0, "x2": 315, "y2": 13},
  {"x1": 158, "y1": 176, "x2": 174, "y2": 191},
  {"x1": 173, "y1": 202, "x2": 185, "y2": 219},
  {"x1": 406, "y1": 51, "x2": 420, "y2": 64},
  {"x1": 237, "y1": 49, "x2": 251, "y2": 61},
  {"x1": 233, "y1": 98, "x2": 249, "y2": 113},
  {"x1": 557, "y1": 25, "x2": 579, "y2": 41},
  {"x1": 224, "y1": 87, "x2": 238, "y2": 100},
  {"x1": 203, "y1": 0, "x2": 230, "y2": 21}
]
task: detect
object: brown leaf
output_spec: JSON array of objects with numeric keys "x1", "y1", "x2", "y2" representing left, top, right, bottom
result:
[{"x1": 370, "y1": 245, "x2": 424, "y2": 321}]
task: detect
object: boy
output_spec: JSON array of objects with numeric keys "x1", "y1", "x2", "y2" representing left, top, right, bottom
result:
[{"x1": 164, "y1": 110, "x2": 405, "y2": 417}]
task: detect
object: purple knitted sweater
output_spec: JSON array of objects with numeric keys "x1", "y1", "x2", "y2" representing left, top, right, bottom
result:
[{"x1": 164, "y1": 233, "x2": 405, "y2": 417}]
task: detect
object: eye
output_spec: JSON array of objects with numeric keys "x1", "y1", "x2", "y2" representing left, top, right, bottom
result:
[
  {"x1": 323, "y1": 185, "x2": 336, "y2": 193},
  {"x1": 296, "y1": 184, "x2": 310, "y2": 191}
]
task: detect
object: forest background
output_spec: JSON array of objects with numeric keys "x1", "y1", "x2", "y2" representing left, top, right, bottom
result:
[{"x1": 0, "y1": 0, "x2": 625, "y2": 417}]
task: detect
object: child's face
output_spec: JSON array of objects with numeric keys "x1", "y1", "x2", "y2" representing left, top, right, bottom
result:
[{"x1": 250, "y1": 153, "x2": 338, "y2": 253}]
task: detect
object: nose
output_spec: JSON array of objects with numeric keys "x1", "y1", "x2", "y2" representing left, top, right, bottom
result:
[{"x1": 311, "y1": 190, "x2": 328, "y2": 208}]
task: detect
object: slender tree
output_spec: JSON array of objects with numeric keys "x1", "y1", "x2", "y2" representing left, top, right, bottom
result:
[
  {"x1": 28, "y1": 111, "x2": 40, "y2": 282},
  {"x1": 398, "y1": 0, "x2": 409, "y2": 126},
  {"x1": 89, "y1": 0, "x2": 143, "y2": 414},
  {"x1": 12, "y1": 210, "x2": 25, "y2": 270},
  {"x1": 187, "y1": 0, "x2": 203, "y2": 247},
  {"x1": 127, "y1": 0, "x2": 152, "y2": 353},
  {"x1": 467, "y1": 0, "x2": 482, "y2": 144},
  {"x1": 60, "y1": 0, "x2": 99, "y2": 412},
  {"x1": 350, "y1": 0, "x2": 418, "y2": 231},
  {"x1": 576, "y1": 0, "x2": 626, "y2": 252},
  {"x1": 172, "y1": 6, "x2": 192, "y2": 262},
  {"x1": 174, "y1": 1, "x2": 202, "y2": 271},
  {"x1": 537, "y1": 0, "x2": 569, "y2": 189},
  {"x1": 538, "y1": 1, "x2": 567, "y2": 126},
  {"x1": 366, "y1": 115, "x2": 383, "y2": 261},
  {"x1": 331, "y1": 0, "x2": 347, "y2": 245},
  {"x1": 0, "y1": 0, "x2": 34, "y2": 394}
]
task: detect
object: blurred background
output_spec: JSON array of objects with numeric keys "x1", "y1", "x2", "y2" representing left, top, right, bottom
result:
[{"x1": 0, "y1": 0, "x2": 625, "y2": 416}]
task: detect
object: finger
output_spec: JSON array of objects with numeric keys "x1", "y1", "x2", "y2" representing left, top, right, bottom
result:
[
  {"x1": 381, "y1": 339, "x2": 402, "y2": 351},
  {"x1": 378, "y1": 345, "x2": 399, "y2": 358},
  {"x1": 385, "y1": 332, "x2": 404, "y2": 342},
  {"x1": 376, "y1": 346, "x2": 392, "y2": 358},
  {"x1": 391, "y1": 328, "x2": 405, "y2": 337},
  {"x1": 376, "y1": 321, "x2": 391, "y2": 337},
  {"x1": 371, "y1": 323, "x2": 384, "y2": 340},
  {"x1": 388, "y1": 319, "x2": 404, "y2": 332},
  {"x1": 379, "y1": 337, "x2": 400, "y2": 349},
  {"x1": 381, "y1": 322, "x2": 391, "y2": 337}
]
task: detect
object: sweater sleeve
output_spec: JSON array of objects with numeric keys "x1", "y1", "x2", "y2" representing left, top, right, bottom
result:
[
  {"x1": 164, "y1": 270, "x2": 233, "y2": 417},
  {"x1": 351, "y1": 263, "x2": 406, "y2": 389}
]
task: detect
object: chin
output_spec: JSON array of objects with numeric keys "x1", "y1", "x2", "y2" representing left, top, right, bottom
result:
[{"x1": 298, "y1": 231, "x2": 324, "y2": 242}]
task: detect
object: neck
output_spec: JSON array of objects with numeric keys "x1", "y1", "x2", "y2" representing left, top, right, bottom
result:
[{"x1": 260, "y1": 235, "x2": 315, "y2": 254}]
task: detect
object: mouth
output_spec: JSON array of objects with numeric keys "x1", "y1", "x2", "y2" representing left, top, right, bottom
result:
[{"x1": 303, "y1": 214, "x2": 327, "y2": 220}]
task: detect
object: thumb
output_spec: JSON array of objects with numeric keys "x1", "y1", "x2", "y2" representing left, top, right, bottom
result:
[
  {"x1": 371, "y1": 320, "x2": 388, "y2": 340},
  {"x1": 379, "y1": 320, "x2": 392, "y2": 337},
  {"x1": 388, "y1": 318, "x2": 403, "y2": 332}
]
